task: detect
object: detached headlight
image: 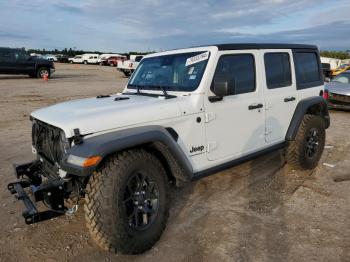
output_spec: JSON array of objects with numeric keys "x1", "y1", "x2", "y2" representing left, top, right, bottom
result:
[{"x1": 67, "y1": 155, "x2": 102, "y2": 167}]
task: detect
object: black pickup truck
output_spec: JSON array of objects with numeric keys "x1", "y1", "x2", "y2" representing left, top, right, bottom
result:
[{"x1": 0, "y1": 47, "x2": 55, "y2": 78}]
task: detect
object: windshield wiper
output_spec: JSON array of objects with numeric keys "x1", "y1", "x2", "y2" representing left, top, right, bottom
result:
[
  {"x1": 127, "y1": 84, "x2": 143, "y2": 94},
  {"x1": 151, "y1": 85, "x2": 169, "y2": 98},
  {"x1": 127, "y1": 84, "x2": 175, "y2": 99}
]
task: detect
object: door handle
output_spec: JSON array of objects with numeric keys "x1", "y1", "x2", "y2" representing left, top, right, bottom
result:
[
  {"x1": 248, "y1": 103, "x2": 263, "y2": 110},
  {"x1": 284, "y1": 96, "x2": 296, "y2": 102}
]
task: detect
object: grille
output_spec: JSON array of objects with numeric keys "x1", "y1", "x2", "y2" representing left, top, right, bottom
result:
[
  {"x1": 32, "y1": 120, "x2": 65, "y2": 164},
  {"x1": 329, "y1": 93, "x2": 350, "y2": 104}
]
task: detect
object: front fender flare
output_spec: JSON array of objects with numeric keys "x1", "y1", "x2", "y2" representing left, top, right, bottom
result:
[{"x1": 61, "y1": 126, "x2": 193, "y2": 182}]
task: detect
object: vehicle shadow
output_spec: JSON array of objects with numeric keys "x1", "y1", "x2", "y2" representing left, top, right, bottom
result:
[
  {"x1": 0, "y1": 75, "x2": 32, "y2": 80},
  {"x1": 165, "y1": 118, "x2": 315, "y2": 261}
]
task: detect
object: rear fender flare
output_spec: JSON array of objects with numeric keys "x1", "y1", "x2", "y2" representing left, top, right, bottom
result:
[{"x1": 286, "y1": 96, "x2": 330, "y2": 141}]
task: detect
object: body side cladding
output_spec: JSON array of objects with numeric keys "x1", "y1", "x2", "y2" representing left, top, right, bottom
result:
[
  {"x1": 286, "y1": 96, "x2": 330, "y2": 141},
  {"x1": 61, "y1": 126, "x2": 193, "y2": 183}
]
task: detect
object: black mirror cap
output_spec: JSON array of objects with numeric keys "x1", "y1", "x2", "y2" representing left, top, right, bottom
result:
[{"x1": 212, "y1": 79, "x2": 229, "y2": 97}]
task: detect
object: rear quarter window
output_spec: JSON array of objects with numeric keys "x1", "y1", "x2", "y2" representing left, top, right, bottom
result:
[{"x1": 293, "y1": 51, "x2": 323, "y2": 90}]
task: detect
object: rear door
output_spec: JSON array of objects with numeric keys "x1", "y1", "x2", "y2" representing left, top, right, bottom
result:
[
  {"x1": 204, "y1": 50, "x2": 266, "y2": 161},
  {"x1": 0, "y1": 49, "x2": 14, "y2": 73},
  {"x1": 262, "y1": 50, "x2": 297, "y2": 142}
]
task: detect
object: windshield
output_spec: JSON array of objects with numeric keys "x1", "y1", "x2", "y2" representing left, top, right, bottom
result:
[
  {"x1": 333, "y1": 73, "x2": 350, "y2": 84},
  {"x1": 128, "y1": 51, "x2": 210, "y2": 92}
]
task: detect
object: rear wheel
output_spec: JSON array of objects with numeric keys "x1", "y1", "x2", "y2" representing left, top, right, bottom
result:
[
  {"x1": 286, "y1": 114, "x2": 325, "y2": 170},
  {"x1": 83, "y1": 60, "x2": 88, "y2": 65},
  {"x1": 84, "y1": 149, "x2": 169, "y2": 254}
]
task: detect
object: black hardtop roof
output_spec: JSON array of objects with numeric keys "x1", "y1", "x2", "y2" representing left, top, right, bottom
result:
[{"x1": 213, "y1": 43, "x2": 318, "y2": 51}]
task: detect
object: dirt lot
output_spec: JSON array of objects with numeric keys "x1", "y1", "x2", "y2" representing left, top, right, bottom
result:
[{"x1": 0, "y1": 63, "x2": 349, "y2": 262}]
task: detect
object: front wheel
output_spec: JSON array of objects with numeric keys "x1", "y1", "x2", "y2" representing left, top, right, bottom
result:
[
  {"x1": 286, "y1": 114, "x2": 326, "y2": 170},
  {"x1": 83, "y1": 60, "x2": 88, "y2": 65},
  {"x1": 36, "y1": 67, "x2": 49, "y2": 78},
  {"x1": 84, "y1": 149, "x2": 169, "y2": 254}
]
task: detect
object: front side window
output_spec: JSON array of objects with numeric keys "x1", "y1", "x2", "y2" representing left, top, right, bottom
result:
[
  {"x1": 264, "y1": 53, "x2": 292, "y2": 89},
  {"x1": 128, "y1": 51, "x2": 209, "y2": 92},
  {"x1": 212, "y1": 54, "x2": 255, "y2": 95},
  {"x1": 13, "y1": 51, "x2": 26, "y2": 60},
  {"x1": 294, "y1": 51, "x2": 322, "y2": 89}
]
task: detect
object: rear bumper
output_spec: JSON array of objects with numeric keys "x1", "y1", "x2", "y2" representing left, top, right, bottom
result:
[{"x1": 7, "y1": 161, "x2": 66, "y2": 224}]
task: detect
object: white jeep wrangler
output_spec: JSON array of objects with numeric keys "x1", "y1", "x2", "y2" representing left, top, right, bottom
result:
[{"x1": 8, "y1": 43, "x2": 330, "y2": 254}]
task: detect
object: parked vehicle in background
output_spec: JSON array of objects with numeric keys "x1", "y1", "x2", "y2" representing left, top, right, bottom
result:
[
  {"x1": 324, "y1": 70, "x2": 350, "y2": 110},
  {"x1": 97, "y1": 54, "x2": 119, "y2": 65},
  {"x1": 8, "y1": 43, "x2": 329, "y2": 255},
  {"x1": 56, "y1": 54, "x2": 70, "y2": 63},
  {"x1": 322, "y1": 63, "x2": 332, "y2": 80},
  {"x1": 331, "y1": 63, "x2": 350, "y2": 77},
  {"x1": 0, "y1": 47, "x2": 55, "y2": 78},
  {"x1": 44, "y1": 54, "x2": 58, "y2": 62},
  {"x1": 106, "y1": 55, "x2": 127, "y2": 66},
  {"x1": 117, "y1": 55, "x2": 143, "y2": 77},
  {"x1": 82, "y1": 54, "x2": 100, "y2": 64},
  {"x1": 68, "y1": 55, "x2": 84, "y2": 64}
]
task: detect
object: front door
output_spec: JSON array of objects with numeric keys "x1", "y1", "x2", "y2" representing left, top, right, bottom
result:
[
  {"x1": 12, "y1": 51, "x2": 35, "y2": 74},
  {"x1": 204, "y1": 51, "x2": 266, "y2": 161}
]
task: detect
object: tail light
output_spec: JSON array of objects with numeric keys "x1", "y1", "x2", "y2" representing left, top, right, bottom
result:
[{"x1": 323, "y1": 89, "x2": 329, "y2": 100}]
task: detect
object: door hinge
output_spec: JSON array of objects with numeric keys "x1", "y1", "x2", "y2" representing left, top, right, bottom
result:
[
  {"x1": 265, "y1": 126, "x2": 273, "y2": 135},
  {"x1": 205, "y1": 112, "x2": 216, "y2": 123},
  {"x1": 265, "y1": 102, "x2": 272, "y2": 110},
  {"x1": 207, "y1": 141, "x2": 217, "y2": 152}
]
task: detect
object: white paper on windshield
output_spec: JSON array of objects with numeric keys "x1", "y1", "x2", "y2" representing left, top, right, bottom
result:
[{"x1": 185, "y1": 51, "x2": 209, "y2": 66}]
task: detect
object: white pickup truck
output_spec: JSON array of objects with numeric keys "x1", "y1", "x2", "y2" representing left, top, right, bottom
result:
[{"x1": 117, "y1": 55, "x2": 143, "y2": 77}]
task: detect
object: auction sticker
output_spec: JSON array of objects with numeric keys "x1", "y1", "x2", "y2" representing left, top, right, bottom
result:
[{"x1": 185, "y1": 51, "x2": 209, "y2": 66}]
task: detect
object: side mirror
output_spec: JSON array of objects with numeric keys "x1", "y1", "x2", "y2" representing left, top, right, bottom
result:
[
  {"x1": 212, "y1": 79, "x2": 229, "y2": 96},
  {"x1": 209, "y1": 78, "x2": 235, "y2": 102}
]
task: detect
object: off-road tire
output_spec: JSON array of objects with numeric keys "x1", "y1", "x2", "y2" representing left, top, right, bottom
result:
[
  {"x1": 286, "y1": 114, "x2": 325, "y2": 170},
  {"x1": 123, "y1": 71, "x2": 131, "y2": 77},
  {"x1": 36, "y1": 67, "x2": 49, "y2": 78},
  {"x1": 84, "y1": 149, "x2": 169, "y2": 254}
]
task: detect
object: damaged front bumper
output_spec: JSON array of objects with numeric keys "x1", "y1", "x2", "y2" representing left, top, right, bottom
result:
[{"x1": 7, "y1": 161, "x2": 67, "y2": 224}]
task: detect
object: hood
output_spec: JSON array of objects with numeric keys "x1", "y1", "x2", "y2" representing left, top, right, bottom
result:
[
  {"x1": 31, "y1": 94, "x2": 182, "y2": 137},
  {"x1": 326, "y1": 82, "x2": 350, "y2": 96}
]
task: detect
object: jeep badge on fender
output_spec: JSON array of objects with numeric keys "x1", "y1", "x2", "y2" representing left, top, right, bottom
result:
[
  {"x1": 190, "y1": 145, "x2": 205, "y2": 153},
  {"x1": 8, "y1": 43, "x2": 329, "y2": 255}
]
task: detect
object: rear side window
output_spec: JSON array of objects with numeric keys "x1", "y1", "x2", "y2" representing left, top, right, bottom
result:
[
  {"x1": 264, "y1": 53, "x2": 292, "y2": 89},
  {"x1": 0, "y1": 50, "x2": 12, "y2": 62},
  {"x1": 294, "y1": 51, "x2": 322, "y2": 89},
  {"x1": 212, "y1": 54, "x2": 255, "y2": 95}
]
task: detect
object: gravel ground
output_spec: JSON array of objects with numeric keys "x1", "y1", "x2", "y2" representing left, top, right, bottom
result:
[{"x1": 0, "y1": 63, "x2": 349, "y2": 262}]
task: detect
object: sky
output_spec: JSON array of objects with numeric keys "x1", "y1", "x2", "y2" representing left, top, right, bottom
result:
[{"x1": 0, "y1": 0, "x2": 349, "y2": 52}]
